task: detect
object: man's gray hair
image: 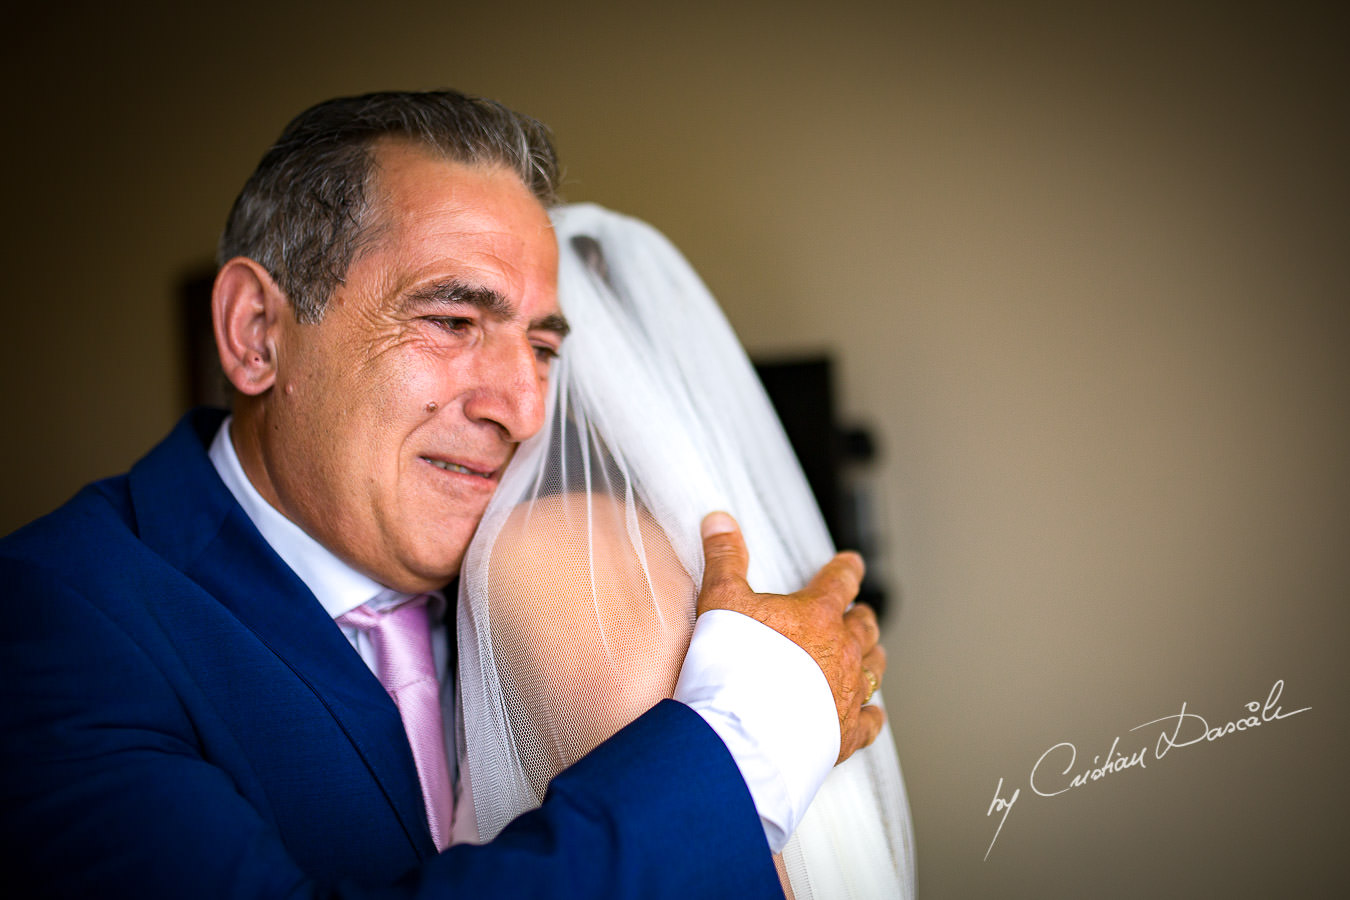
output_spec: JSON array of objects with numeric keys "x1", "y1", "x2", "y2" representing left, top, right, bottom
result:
[{"x1": 218, "y1": 90, "x2": 561, "y2": 323}]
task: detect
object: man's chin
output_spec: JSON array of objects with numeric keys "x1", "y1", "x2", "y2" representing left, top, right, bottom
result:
[
  {"x1": 364, "y1": 506, "x2": 481, "y2": 591},
  {"x1": 393, "y1": 538, "x2": 475, "y2": 591}
]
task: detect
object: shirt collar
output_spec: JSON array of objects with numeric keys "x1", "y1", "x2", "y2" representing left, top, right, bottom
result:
[{"x1": 207, "y1": 416, "x2": 429, "y2": 620}]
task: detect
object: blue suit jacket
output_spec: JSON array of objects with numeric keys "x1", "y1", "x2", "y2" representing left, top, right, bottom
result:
[{"x1": 0, "y1": 410, "x2": 780, "y2": 899}]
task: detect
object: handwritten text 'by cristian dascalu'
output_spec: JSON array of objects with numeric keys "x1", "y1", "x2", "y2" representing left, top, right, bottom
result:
[{"x1": 983, "y1": 679, "x2": 1310, "y2": 860}]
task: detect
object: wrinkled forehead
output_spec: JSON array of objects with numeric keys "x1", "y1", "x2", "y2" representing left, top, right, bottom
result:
[
  {"x1": 356, "y1": 139, "x2": 559, "y2": 299},
  {"x1": 364, "y1": 136, "x2": 550, "y2": 226}
]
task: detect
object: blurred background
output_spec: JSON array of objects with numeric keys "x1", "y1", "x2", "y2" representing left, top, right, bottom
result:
[{"x1": 3, "y1": 1, "x2": 1346, "y2": 895}]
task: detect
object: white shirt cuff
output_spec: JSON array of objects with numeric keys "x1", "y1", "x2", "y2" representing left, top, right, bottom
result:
[{"x1": 672, "y1": 609, "x2": 839, "y2": 853}]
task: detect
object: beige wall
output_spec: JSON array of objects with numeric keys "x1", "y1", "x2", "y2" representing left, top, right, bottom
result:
[{"x1": 4, "y1": 2, "x2": 1346, "y2": 895}]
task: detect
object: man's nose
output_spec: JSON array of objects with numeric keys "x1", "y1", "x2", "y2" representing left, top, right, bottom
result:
[{"x1": 461, "y1": 335, "x2": 548, "y2": 441}]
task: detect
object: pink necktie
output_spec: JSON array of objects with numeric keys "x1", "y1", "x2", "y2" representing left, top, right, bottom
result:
[{"x1": 339, "y1": 595, "x2": 454, "y2": 850}]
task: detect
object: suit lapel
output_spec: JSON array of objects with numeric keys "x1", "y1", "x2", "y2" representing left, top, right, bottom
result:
[{"x1": 127, "y1": 410, "x2": 436, "y2": 859}]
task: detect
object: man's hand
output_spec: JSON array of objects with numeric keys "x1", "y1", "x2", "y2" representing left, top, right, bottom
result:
[{"x1": 698, "y1": 512, "x2": 887, "y2": 764}]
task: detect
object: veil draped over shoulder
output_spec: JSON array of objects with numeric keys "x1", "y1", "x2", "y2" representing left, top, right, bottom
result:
[{"x1": 455, "y1": 203, "x2": 916, "y2": 898}]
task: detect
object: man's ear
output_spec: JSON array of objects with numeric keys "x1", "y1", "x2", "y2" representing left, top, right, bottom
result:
[{"x1": 213, "y1": 257, "x2": 288, "y2": 396}]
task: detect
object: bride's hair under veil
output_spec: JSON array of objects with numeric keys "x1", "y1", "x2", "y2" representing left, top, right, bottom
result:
[{"x1": 454, "y1": 202, "x2": 916, "y2": 899}]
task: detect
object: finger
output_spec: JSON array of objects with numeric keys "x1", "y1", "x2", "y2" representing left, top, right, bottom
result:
[
  {"x1": 840, "y1": 705, "x2": 887, "y2": 764},
  {"x1": 858, "y1": 706, "x2": 887, "y2": 749},
  {"x1": 800, "y1": 550, "x2": 864, "y2": 613},
  {"x1": 698, "y1": 511, "x2": 751, "y2": 613},
  {"x1": 844, "y1": 603, "x2": 881, "y2": 652},
  {"x1": 861, "y1": 644, "x2": 887, "y2": 683}
]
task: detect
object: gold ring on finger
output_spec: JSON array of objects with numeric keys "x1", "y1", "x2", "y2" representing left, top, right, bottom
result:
[{"x1": 861, "y1": 666, "x2": 879, "y2": 704}]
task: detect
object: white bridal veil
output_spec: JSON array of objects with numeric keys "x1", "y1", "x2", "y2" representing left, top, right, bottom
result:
[{"x1": 455, "y1": 203, "x2": 916, "y2": 898}]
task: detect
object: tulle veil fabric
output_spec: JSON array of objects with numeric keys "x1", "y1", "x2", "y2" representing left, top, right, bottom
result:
[{"x1": 454, "y1": 203, "x2": 916, "y2": 898}]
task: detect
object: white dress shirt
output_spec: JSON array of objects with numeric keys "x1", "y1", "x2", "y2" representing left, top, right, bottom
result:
[{"x1": 208, "y1": 418, "x2": 835, "y2": 853}]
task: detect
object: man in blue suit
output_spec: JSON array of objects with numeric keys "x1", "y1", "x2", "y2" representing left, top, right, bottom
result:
[{"x1": 0, "y1": 91, "x2": 887, "y2": 898}]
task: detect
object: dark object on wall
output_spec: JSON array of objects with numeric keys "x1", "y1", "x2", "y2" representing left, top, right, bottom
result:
[{"x1": 753, "y1": 356, "x2": 890, "y2": 624}]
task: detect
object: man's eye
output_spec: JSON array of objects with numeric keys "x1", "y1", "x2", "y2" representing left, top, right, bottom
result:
[
  {"x1": 533, "y1": 344, "x2": 560, "y2": 364},
  {"x1": 427, "y1": 316, "x2": 473, "y2": 333}
]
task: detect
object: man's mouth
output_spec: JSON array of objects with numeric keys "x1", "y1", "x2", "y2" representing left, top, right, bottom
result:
[{"x1": 422, "y1": 457, "x2": 496, "y2": 479}]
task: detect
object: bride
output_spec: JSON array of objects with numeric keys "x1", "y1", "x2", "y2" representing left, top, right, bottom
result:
[{"x1": 454, "y1": 203, "x2": 916, "y2": 898}]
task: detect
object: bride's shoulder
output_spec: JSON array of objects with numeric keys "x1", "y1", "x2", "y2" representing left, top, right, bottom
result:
[
  {"x1": 489, "y1": 491, "x2": 667, "y2": 570},
  {"x1": 484, "y1": 490, "x2": 694, "y2": 634}
]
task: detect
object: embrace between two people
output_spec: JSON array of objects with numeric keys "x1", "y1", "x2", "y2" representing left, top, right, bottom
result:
[{"x1": 0, "y1": 90, "x2": 909, "y2": 899}]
